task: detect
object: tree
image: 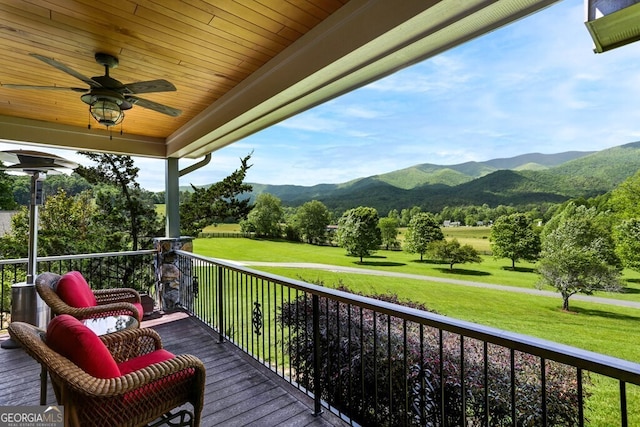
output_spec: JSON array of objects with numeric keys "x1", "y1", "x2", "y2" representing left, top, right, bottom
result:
[
  {"x1": 614, "y1": 218, "x2": 640, "y2": 271},
  {"x1": 336, "y1": 206, "x2": 381, "y2": 262},
  {"x1": 179, "y1": 153, "x2": 253, "y2": 236},
  {"x1": 430, "y1": 238, "x2": 481, "y2": 270},
  {"x1": 75, "y1": 152, "x2": 160, "y2": 250},
  {"x1": 490, "y1": 213, "x2": 541, "y2": 269},
  {"x1": 0, "y1": 190, "x2": 107, "y2": 258},
  {"x1": 91, "y1": 186, "x2": 162, "y2": 251},
  {"x1": 537, "y1": 204, "x2": 622, "y2": 311},
  {"x1": 404, "y1": 212, "x2": 443, "y2": 261},
  {"x1": 608, "y1": 171, "x2": 640, "y2": 271},
  {"x1": 608, "y1": 169, "x2": 640, "y2": 218},
  {"x1": 296, "y1": 200, "x2": 330, "y2": 244},
  {"x1": 245, "y1": 193, "x2": 284, "y2": 237},
  {"x1": 0, "y1": 166, "x2": 17, "y2": 209},
  {"x1": 378, "y1": 216, "x2": 399, "y2": 250}
]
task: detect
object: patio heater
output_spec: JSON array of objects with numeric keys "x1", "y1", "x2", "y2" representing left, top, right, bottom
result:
[{"x1": 0, "y1": 150, "x2": 78, "y2": 349}]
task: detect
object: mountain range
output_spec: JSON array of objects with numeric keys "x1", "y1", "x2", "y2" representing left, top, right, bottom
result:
[{"x1": 214, "y1": 142, "x2": 640, "y2": 214}]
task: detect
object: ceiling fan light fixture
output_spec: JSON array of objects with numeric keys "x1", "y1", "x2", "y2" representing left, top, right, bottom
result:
[{"x1": 89, "y1": 98, "x2": 124, "y2": 127}]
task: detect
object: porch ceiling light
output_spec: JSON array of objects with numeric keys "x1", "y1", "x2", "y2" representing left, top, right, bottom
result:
[
  {"x1": 585, "y1": 0, "x2": 640, "y2": 53},
  {"x1": 81, "y1": 90, "x2": 131, "y2": 128}
]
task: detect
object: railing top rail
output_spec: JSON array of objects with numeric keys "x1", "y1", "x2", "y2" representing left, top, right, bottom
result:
[
  {"x1": 0, "y1": 249, "x2": 156, "y2": 266},
  {"x1": 179, "y1": 250, "x2": 640, "y2": 385}
]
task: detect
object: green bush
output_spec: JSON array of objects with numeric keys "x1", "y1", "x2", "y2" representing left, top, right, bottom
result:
[{"x1": 279, "y1": 284, "x2": 587, "y2": 426}]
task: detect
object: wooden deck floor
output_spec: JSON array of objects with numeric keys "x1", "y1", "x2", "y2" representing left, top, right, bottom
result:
[{"x1": 0, "y1": 313, "x2": 349, "y2": 427}]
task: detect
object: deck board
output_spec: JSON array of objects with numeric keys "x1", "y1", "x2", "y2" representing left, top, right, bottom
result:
[{"x1": 0, "y1": 314, "x2": 348, "y2": 427}]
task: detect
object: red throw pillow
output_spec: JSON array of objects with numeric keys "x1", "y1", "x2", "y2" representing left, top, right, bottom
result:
[
  {"x1": 46, "y1": 314, "x2": 120, "y2": 379},
  {"x1": 56, "y1": 271, "x2": 97, "y2": 308},
  {"x1": 118, "y1": 349, "x2": 175, "y2": 375}
]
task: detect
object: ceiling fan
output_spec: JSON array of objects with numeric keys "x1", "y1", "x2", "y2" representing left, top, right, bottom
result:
[{"x1": 2, "y1": 52, "x2": 181, "y2": 128}]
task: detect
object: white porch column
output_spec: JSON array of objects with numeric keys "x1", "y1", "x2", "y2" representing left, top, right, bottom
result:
[{"x1": 165, "y1": 157, "x2": 180, "y2": 238}]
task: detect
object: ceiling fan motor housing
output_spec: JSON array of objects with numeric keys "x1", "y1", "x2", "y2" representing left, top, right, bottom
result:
[
  {"x1": 80, "y1": 89, "x2": 132, "y2": 110},
  {"x1": 95, "y1": 52, "x2": 119, "y2": 69}
]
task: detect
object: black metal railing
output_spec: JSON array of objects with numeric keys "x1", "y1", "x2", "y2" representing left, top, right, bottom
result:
[
  {"x1": 0, "y1": 250, "x2": 156, "y2": 330},
  {"x1": 3, "y1": 248, "x2": 639, "y2": 425},
  {"x1": 176, "y1": 250, "x2": 640, "y2": 427}
]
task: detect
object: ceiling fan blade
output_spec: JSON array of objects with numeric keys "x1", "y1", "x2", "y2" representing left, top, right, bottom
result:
[
  {"x1": 1, "y1": 83, "x2": 88, "y2": 92},
  {"x1": 128, "y1": 96, "x2": 181, "y2": 117},
  {"x1": 30, "y1": 53, "x2": 101, "y2": 88},
  {"x1": 124, "y1": 79, "x2": 176, "y2": 94}
]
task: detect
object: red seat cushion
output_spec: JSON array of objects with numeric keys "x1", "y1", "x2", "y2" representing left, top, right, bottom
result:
[
  {"x1": 46, "y1": 314, "x2": 120, "y2": 379},
  {"x1": 56, "y1": 271, "x2": 97, "y2": 308},
  {"x1": 118, "y1": 349, "x2": 175, "y2": 375},
  {"x1": 133, "y1": 302, "x2": 144, "y2": 320}
]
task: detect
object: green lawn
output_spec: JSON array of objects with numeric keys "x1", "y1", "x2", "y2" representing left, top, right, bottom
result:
[
  {"x1": 192, "y1": 237, "x2": 640, "y2": 357},
  {"x1": 194, "y1": 237, "x2": 640, "y2": 301},
  {"x1": 201, "y1": 223, "x2": 243, "y2": 233}
]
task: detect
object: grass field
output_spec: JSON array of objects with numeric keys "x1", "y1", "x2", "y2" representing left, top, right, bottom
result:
[
  {"x1": 193, "y1": 237, "x2": 640, "y2": 360},
  {"x1": 192, "y1": 235, "x2": 640, "y2": 426}
]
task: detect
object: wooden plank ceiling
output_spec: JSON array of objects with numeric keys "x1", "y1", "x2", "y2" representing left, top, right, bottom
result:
[{"x1": 0, "y1": 0, "x2": 561, "y2": 160}]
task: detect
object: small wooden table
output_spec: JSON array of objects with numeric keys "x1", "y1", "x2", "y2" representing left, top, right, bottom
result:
[{"x1": 39, "y1": 315, "x2": 139, "y2": 405}]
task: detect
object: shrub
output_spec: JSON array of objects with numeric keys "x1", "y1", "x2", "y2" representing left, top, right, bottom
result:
[{"x1": 279, "y1": 284, "x2": 587, "y2": 426}]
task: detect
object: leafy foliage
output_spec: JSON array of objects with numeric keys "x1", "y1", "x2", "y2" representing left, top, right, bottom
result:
[
  {"x1": 490, "y1": 213, "x2": 541, "y2": 269},
  {"x1": 429, "y1": 238, "x2": 481, "y2": 270},
  {"x1": 279, "y1": 284, "x2": 586, "y2": 426},
  {"x1": 537, "y1": 203, "x2": 622, "y2": 311},
  {"x1": 180, "y1": 153, "x2": 253, "y2": 236},
  {"x1": 336, "y1": 206, "x2": 381, "y2": 262},
  {"x1": 75, "y1": 152, "x2": 161, "y2": 250},
  {"x1": 0, "y1": 190, "x2": 108, "y2": 258},
  {"x1": 404, "y1": 212, "x2": 443, "y2": 261},
  {"x1": 379, "y1": 216, "x2": 400, "y2": 250},
  {"x1": 295, "y1": 200, "x2": 331, "y2": 244},
  {"x1": 0, "y1": 167, "x2": 17, "y2": 210},
  {"x1": 245, "y1": 193, "x2": 283, "y2": 237},
  {"x1": 614, "y1": 218, "x2": 640, "y2": 272}
]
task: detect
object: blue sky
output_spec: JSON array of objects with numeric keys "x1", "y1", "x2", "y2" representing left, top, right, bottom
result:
[{"x1": 3, "y1": 0, "x2": 640, "y2": 192}]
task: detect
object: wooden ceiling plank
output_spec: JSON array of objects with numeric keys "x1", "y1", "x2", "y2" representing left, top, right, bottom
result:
[
  {"x1": 65, "y1": 0, "x2": 268, "y2": 66},
  {"x1": 0, "y1": 4, "x2": 128, "y2": 70},
  {"x1": 120, "y1": 46, "x2": 247, "y2": 87},
  {"x1": 143, "y1": 0, "x2": 215, "y2": 25},
  {"x1": 208, "y1": 15, "x2": 290, "y2": 53},
  {"x1": 182, "y1": 0, "x2": 296, "y2": 46},
  {"x1": 132, "y1": 5, "x2": 279, "y2": 60},
  {"x1": 246, "y1": 0, "x2": 320, "y2": 33},
  {"x1": 286, "y1": 0, "x2": 337, "y2": 20},
  {"x1": 40, "y1": 0, "x2": 261, "y2": 70},
  {"x1": 5, "y1": 0, "x2": 52, "y2": 19},
  {"x1": 48, "y1": 9, "x2": 259, "y2": 86},
  {"x1": 307, "y1": 0, "x2": 349, "y2": 15},
  {"x1": 0, "y1": 37, "x2": 103, "y2": 87},
  {"x1": 193, "y1": 0, "x2": 291, "y2": 36}
]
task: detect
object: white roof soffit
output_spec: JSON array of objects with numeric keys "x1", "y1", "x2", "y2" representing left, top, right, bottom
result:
[{"x1": 168, "y1": 0, "x2": 560, "y2": 159}]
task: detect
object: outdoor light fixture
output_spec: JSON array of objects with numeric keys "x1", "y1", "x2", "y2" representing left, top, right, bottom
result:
[
  {"x1": 585, "y1": 0, "x2": 640, "y2": 53},
  {"x1": 81, "y1": 90, "x2": 132, "y2": 128}
]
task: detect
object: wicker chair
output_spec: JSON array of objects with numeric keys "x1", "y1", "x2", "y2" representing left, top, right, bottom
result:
[
  {"x1": 36, "y1": 271, "x2": 143, "y2": 322},
  {"x1": 8, "y1": 320, "x2": 206, "y2": 427}
]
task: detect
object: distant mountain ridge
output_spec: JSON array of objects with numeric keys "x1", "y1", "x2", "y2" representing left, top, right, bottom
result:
[
  {"x1": 368, "y1": 151, "x2": 593, "y2": 189},
  {"x1": 188, "y1": 142, "x2": 640, "y2": 214}
]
